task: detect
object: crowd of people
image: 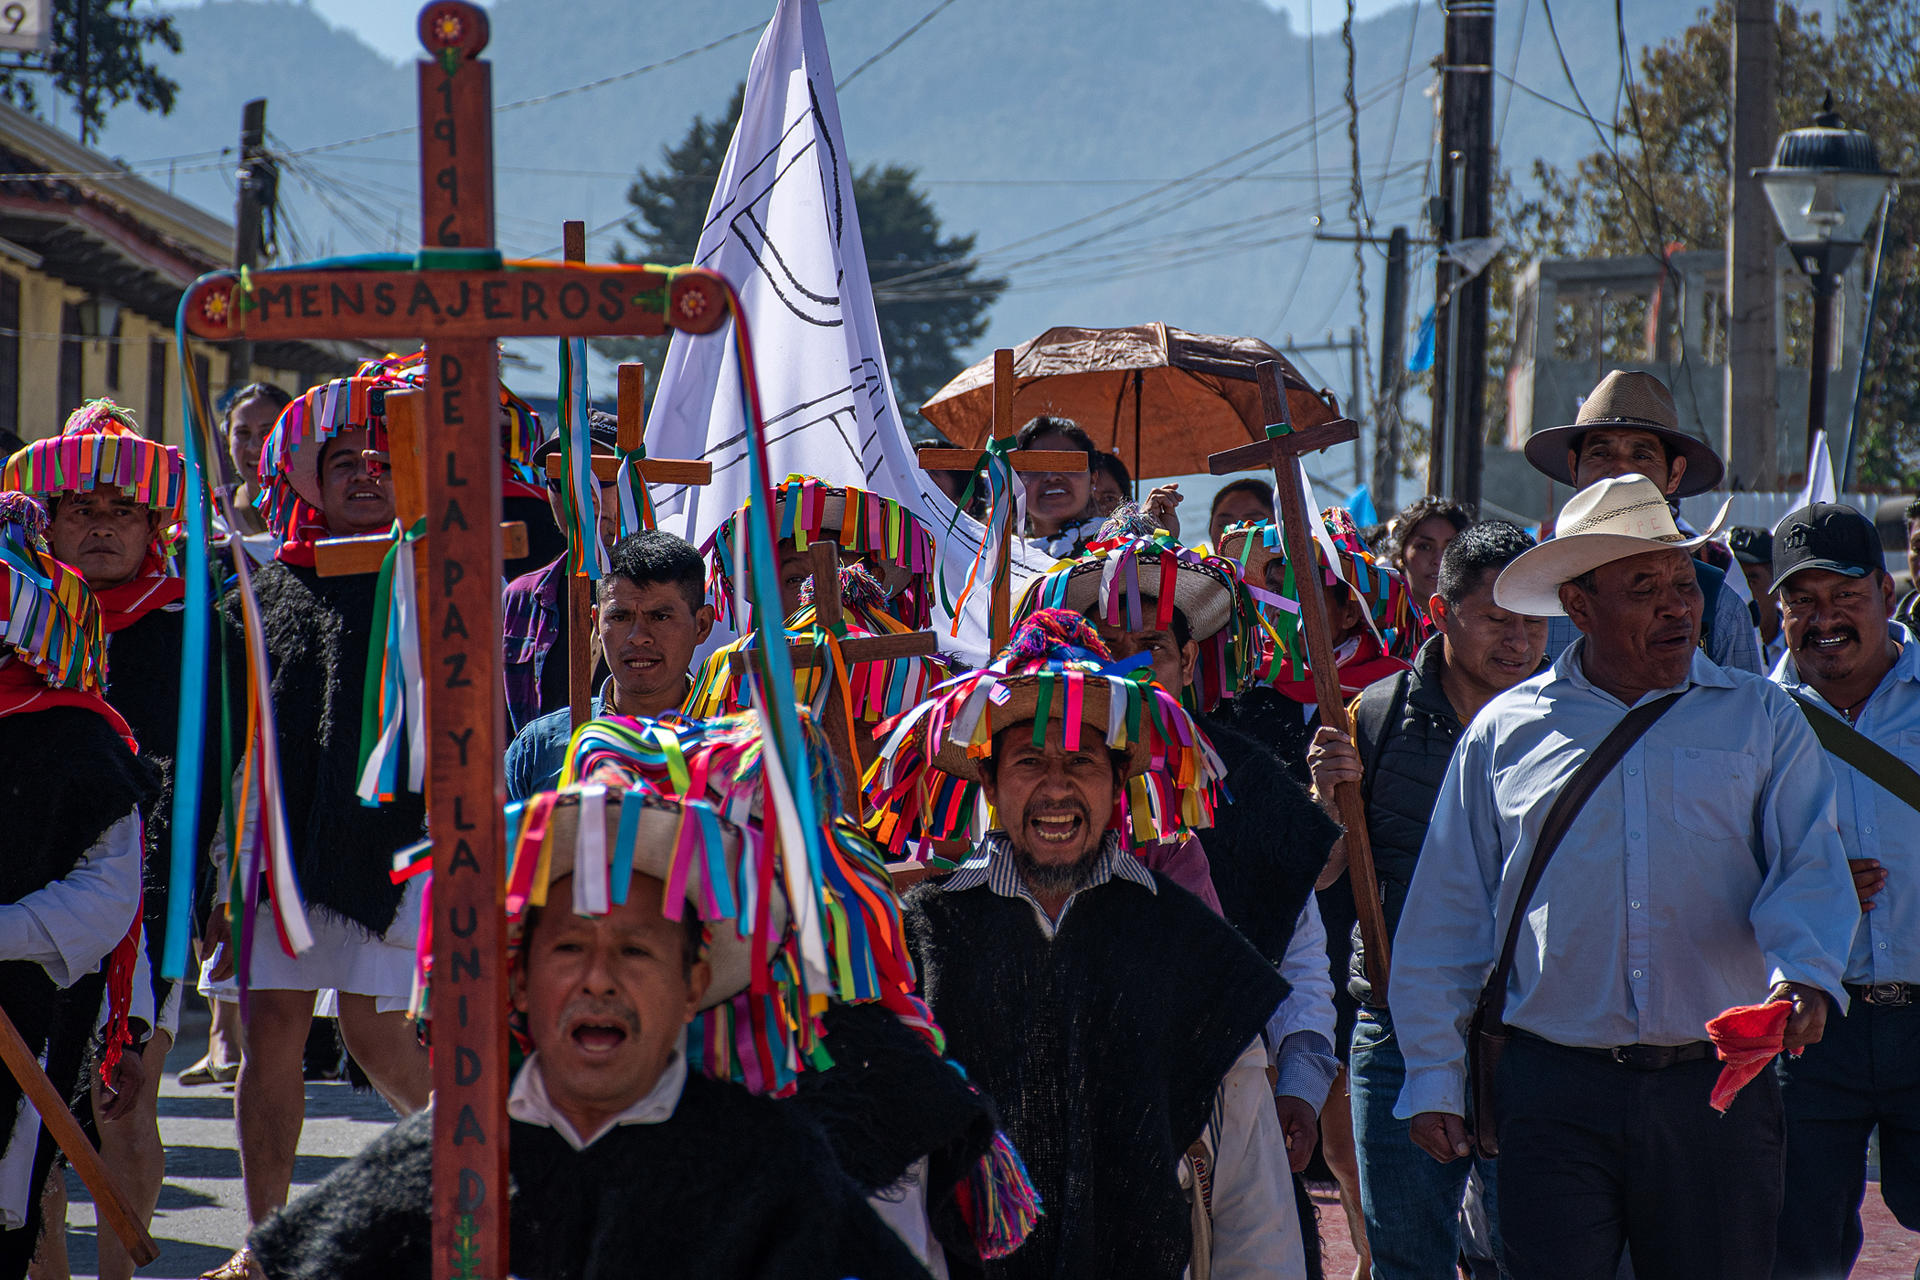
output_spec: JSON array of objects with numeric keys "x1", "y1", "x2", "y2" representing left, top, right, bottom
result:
[{"x1": 0, "y1": 356, "x2": 1908, "y2": 1280}]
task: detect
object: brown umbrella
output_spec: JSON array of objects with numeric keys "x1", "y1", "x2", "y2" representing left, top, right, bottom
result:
[{"x1": 919, "y1": 323, "x2": 1348, "y2": 482}]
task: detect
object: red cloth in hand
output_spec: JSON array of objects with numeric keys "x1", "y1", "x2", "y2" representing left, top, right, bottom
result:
[{"x1": 1706, "y1": 1000, "x2": 1792, "y2": 1113}]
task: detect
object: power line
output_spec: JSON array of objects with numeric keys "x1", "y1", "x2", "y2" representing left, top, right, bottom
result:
[
  {"x1": 1495, "y1": 0, "x2": 1529, "y2": 151},
  {"x1": 836, "y1": 0, "x2": 960, "y2": 90},
  {"x1": 1304, "y1": 0, "x2": 1326, "y2": 222}
]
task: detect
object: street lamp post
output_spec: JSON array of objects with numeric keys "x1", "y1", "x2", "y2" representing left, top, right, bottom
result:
[{"x1": 1755, "y1": 93, "x2": 1896, "y2": 463}]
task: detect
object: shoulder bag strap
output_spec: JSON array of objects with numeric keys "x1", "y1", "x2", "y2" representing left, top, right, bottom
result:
[
  {"x1": 1789, "y1": 690, "x2": 1920, "y2": 815},
  {"x1": 1482, "y1": 688, "x2": 1688, "y2": 1026}
]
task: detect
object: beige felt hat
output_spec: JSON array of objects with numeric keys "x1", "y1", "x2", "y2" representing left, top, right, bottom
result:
[
  {"x1": 1523, "y1": 370, "x2": 1725, "y2": 498},
  {"x1": 1494, "y1": 474, "x2": 1730, "y2": 617}
]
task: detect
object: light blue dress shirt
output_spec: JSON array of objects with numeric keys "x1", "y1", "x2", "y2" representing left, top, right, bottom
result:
[
  {"x1": 1773, "y1": 621, "x2": 1920, "y2": 987},
  {"x1": 1391, "y1": 639, "x2": 1858, "y2": 1120}
]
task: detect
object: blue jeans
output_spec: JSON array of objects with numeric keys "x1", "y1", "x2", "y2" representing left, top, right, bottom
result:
[{"x1": 1350, "y1": 1005, "x2": 1505, "y2": 1279}]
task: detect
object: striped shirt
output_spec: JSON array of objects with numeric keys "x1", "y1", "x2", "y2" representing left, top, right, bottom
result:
[{"x1": 946, "y1": 830, "x2": 1157, "y2": 938}]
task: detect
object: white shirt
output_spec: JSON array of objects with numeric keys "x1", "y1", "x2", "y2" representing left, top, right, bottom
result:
[
  {"x1": 507, "y1": 1037, "x2": 687, "y2": 1151},
  {"x1": 0, "y1": 810, "x2": 144, "y2": 1226},
  {"x1": 1266, "y1": 900, "x2": 1340, "y2": 1112}
]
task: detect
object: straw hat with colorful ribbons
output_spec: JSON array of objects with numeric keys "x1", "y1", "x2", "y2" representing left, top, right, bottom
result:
[
  {"x1": 1215, "y1": 507, "x2": 1416, "y2": 681},
  {"x1": 254, "y1": 376, "x2": 397, "y2": 537},
  {"x1": 706, "y1": 476, "x2": 936, "y2": 629},
  {"x1": 686, "y1": 562, "x2": 957, "y2": 728},
  {"x1": 522, "y1": 709, "x2": 1040, "y2": 1257},
  {"x1": 0, "y1": 491, "x2": 107, "y2": 693},
  {"x1": 1013, "y1": 529, "x2": 1262, "y2": 712},
  {"x1": 3, "y1": 399, "x2": 185, "y2": 532},
  {"x1": 864, "y1": 608, "x2": 1226, "y2": 857}
]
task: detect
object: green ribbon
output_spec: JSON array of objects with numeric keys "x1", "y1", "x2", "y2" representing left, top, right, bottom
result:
[{"x1": 357, "y1": 518, "x2": 428, "y2": 780}]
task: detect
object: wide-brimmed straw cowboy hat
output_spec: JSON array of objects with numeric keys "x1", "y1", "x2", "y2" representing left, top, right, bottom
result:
[
  {"x1": 531, "y1": 791, "x2": 787, "y2": 1010},
  {"x1": 1522, "y1": 370, "x2": 1725, "y2": 498},
  {"x1": 1494, "y1": 474, "x2": 1730, "y2": 617}
]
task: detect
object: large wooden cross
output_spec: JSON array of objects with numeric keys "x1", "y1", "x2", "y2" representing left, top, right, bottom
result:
[
  {"x1": 179, "y1": 6, "x2": 728, "y2": 1276},
  {"x1": 915, "y1": 347, "x2": 1086, "y2": 650},
  {"x1": 1208, "y1": 360, "x2": 1392, "y2": 1001}
]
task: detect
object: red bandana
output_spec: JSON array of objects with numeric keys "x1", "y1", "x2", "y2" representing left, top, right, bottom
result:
[
  {"x1": 273, "y1": 500, "x2": 333, "y2": 568},
  {"x1": 0, "y1": 657, "x2": 137, "y2": 752},
  {"x1": 92, "y1": 552, "x2": 184, "y2": 634}
]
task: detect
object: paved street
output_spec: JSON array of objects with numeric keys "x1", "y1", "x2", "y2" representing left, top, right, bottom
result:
[
  {"x1": 54, "y1": 1002, "x2": 401, "y2": 1280},
  {"x1": 45, "y1": 1003, "x2": 1920, "y2": 1279}
]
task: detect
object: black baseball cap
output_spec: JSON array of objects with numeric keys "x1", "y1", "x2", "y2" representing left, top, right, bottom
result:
[
  {"x1": 1770, "y1": 502, "x2": 1883, "y2": 593},
  {"x1": 532, "y1": 407, "x2": 620, "y2": 470},
  {"x1": 1726, "y1": 526, "x2": 1772, "y2": 566}
]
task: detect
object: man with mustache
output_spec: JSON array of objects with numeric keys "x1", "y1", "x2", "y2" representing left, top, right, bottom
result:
[
  {"x1": 1390, "y1": 475, "x2": 1857, "y2": 1279},
  {"x1": 1013, "y1": 516, "x2": 1339, "y2": 1187},
  {"x1": 1766, "y1": 502, "x2": 1920, "y2": 1279},
  {"x1": 200, "y1": 377, "x2": 433, "y2": 1280},
  {"x1": 882, "y1": 610, "x2": 1306, "y2": 1278},
  {"x1": 1305, "y1": 521, "x2": 1547, "y2": 1278},
  {"x1": 1522, "y1": 369, "x2": 1762, "y2": 672},
  {"x1": 249, "y1": 787, "x2": 929, "y2": 1280}
]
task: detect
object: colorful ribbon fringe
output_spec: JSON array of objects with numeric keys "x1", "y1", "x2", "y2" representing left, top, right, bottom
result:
[
  {"x1": 0, "y1": 492, "x2": 107, "y2": 693},
  {"x1": 1020, "y1": 530, "x2": 1264, "y2": 713},
  {"x1": 254, "y1": 376, "x2": 391, "y2": 537},
  {"x1": 706, "y1": 476, "x2": 937, "y2": 630},
  {"x1": 555, "y1": 337, "x2": 611, "y2": 580},
  {"x1": 356, "y1": 519, "x2": 427, "y2": 804},
  {"x1": 2, "y1": 400, "x2": 184, "y2": 524},
  {"x1": 865, "y1": 608, "x2": 1227, "y2": 856}
]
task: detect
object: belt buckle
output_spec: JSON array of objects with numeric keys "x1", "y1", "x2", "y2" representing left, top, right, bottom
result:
[
  {"x1": 1869, "y1": 983, "x2": 1912, "y2": 1007},
  {"x1": 1610, "y1": 1045, "x2": 1649, "y2": 1069}
]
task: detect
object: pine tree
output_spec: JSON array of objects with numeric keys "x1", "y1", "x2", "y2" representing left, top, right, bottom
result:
[{"x1": 0, "y1": 0, "x2": 181, "y2": 145}]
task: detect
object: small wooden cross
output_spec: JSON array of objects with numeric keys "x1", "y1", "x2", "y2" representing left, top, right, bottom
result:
[
  {"x1": 544, "y1": 220, "x2": 714, "y2": 728},
  {"x1": 729, "y1": 538, "x2": 937, "y2": 797},
  {"x1": 1207, "y1": 360, "x2": 1393, "y2": 1000},
  {"x1": 178, "y1": 6, "x2": 730, "y2": 1275},
  {"x1": 915, "y1": 347, "x2": 1087, "y2": 650}
]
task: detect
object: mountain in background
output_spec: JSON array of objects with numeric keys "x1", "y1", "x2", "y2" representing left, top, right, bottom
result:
[{"x1": 93, "y1": 0, "x2": 1728, "y2": 428}]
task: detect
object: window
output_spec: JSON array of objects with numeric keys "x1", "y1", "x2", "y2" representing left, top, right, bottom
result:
[
  {"x1": 104, "y1": 313, "x2": 121, "y2": 390},
  {"x1": 147, "y1": 337, "x2": 167, "y2": 436},
  {"x1": 0, "y1": 274, "x2": 19, "y2": 437},
  {"x1": 57, "y1": 302, "x2": 81, "y2": 418}
]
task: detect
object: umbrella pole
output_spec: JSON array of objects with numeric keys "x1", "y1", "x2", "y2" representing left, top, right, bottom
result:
[{"x1": 1132, "y1": 368, "x2": 1142, "y2": 501}]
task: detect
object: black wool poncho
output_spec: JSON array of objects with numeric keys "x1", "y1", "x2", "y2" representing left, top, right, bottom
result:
[
  {"x1": 251, "y1": 1072, "x2": 934, "y2": 1280},
  {"x1": 232, "y1": 562, "x2": 425, "y2": 935},
  {"x1": 904, "y1": 870, "x2": 1286, "y2": 1280},
  {"x1": 0, "y1": 706, "x2": 155, "y2": 1276}
]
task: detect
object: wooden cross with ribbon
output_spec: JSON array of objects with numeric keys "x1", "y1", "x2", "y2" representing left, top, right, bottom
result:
[
  {"x1": 1207, "y1": 359, "x2": 1393, "y2": 1000},
  {"x1": 548, "y1": 220, "x2": 714, "y2": 727},
  {"x1": 177, "y1": 6, "x2": 730, "y2": 1275},
  {"x1": 915, "y1": 347, "x2": 1086, "y2": 650},
  {"x1": 727, "y1": 538, "x2": 938, "y2": 796}
]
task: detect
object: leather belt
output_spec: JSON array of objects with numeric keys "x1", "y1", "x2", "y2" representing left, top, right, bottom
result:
[
  {"x1": 1846, "y1": 982, "x2": 1918, "y2": 1007},
  {"x1": 1514, "y1": 1030, "x2": 1714, "y2": 1071}
]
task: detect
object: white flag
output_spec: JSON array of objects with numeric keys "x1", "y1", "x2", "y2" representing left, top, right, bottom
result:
[
  {"x1": 1776, "y1": 430, "x2": 1839, "y2": 535},
  {"x1": 644, "y1": 0, "x2": 1048, "y2": 661}
]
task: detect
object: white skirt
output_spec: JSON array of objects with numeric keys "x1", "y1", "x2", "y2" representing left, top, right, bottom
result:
[{"x1": 198, "y1": 877, "x2": 422, "y2": 1015}]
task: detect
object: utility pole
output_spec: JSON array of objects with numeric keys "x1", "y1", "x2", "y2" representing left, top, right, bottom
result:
[
  {"x1": 1726, "y1": 0, "x2": 1778, "y2": 489},
  {"x1": 230, "y1": 99, "x2": 270, "y2": 399},
  {"x1": 1375, "y1": 224, "x2": 1409, "y2": 512},
  {"x1": 1428, "y1": 0, "x2": 1494, "y2": 508}
]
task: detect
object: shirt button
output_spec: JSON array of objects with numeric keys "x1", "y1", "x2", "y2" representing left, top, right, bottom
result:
[
  {"x1": 1631, "y1": 900, "x2": 1642, "y2": 909},
  {"x1": 1864, "y1": 827, "x2": 1875, "y2": 836},
  {"x1": 1630, "y1": 831, "x2": 1642, "y2": 841},
  {"x1": 1627, "y1": 766, "x2": 1639, "y2": 776},
  {"x1": 1880, "y1": 941, "x2": 1889, "y2": 950},
  {"x1": 1632, "y1": 969, "x2": 1645, "y2": 979},
  {"x1": 1687, "y1": 749, "x2": 1700, "y2": 759}
]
